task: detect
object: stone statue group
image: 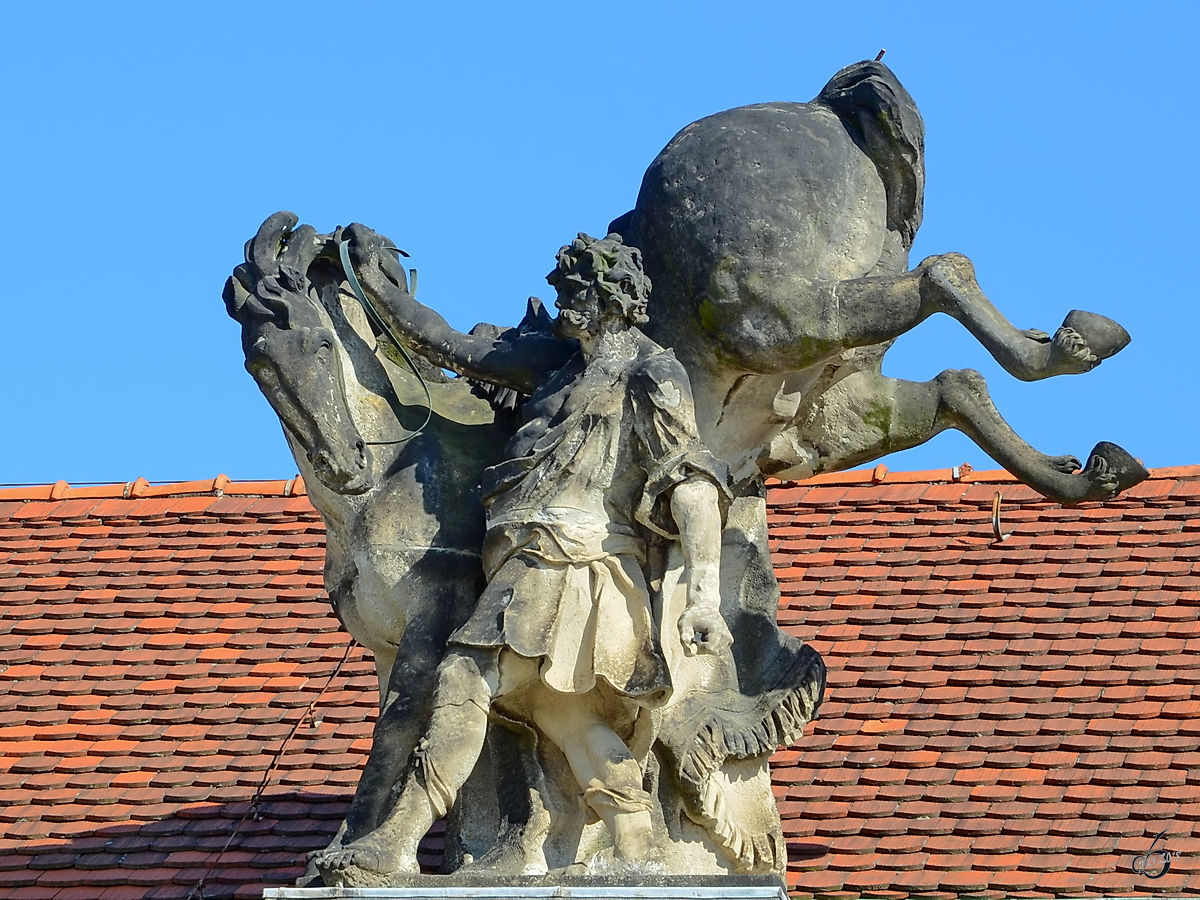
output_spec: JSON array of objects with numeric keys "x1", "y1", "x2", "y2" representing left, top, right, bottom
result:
[{"x1": 225, "y1": 60, "x2": 1145, "y2": 886}]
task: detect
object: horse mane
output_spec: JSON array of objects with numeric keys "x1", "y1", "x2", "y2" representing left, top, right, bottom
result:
[
  {"x1": 222, "y1": 264, "x2": 297, "y2": 329},
  {"x1": 816, "y1": 60, "x2": 925, "y2": 249}
]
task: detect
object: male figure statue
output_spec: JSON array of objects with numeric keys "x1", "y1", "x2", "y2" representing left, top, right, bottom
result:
[{"x1": 319, "y1": 229, "x2": 734, "y2": 876}]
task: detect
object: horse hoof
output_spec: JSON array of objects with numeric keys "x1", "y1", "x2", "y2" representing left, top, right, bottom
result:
[
  {"x1": 1085, "y1": 441, "x2": 1149, "y2": 495},
  {"x1": 1062, "y1": 310, "x2": 1131, "y2": 361}
]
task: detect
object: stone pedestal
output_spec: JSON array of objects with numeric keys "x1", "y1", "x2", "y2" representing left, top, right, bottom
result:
[{"x1": 264, "y1": 874, "x2": 788, "y2": 900}]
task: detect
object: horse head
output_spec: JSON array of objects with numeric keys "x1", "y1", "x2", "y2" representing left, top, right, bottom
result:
[{"x1": 224, "y1": 213, "x2": 373, "y2": 495}]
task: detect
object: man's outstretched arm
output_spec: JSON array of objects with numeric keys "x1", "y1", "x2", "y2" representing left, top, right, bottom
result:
[
  {"x1": 671, "y1": 479, "x2": 733, "y2": 656},
  {"x1": 345, "y1": 223, "x2": 573, "y2": 394}
]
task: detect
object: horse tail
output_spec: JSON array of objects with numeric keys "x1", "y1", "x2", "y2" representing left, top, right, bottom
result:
[{"x1": 816, "y1": 60, "x2": 925, "y2": 249}]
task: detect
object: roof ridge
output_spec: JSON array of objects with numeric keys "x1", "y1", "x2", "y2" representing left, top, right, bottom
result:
[
  {"x1": 769, "y1": 462, "x2": 1199, "y2": 488},
  {"x1": 0, "y1": 475, "x2": 307, "y2": 502},
  {"x1": 1, "y1": 462, "x2": 1194, "y2": 505}
]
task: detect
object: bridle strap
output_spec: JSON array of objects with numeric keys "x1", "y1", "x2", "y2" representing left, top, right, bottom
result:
[{"x1": 337, "y1": 238, "x2": 433, "y2": 445}]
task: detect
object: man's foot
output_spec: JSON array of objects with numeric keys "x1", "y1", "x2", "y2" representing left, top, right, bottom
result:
[
  {"x1": 581, "y1": 845, "x2": 668, "y2": 876},
  {"x1": 313, "y1": 830, "x2": 419, "y2": 884},
  {"x1": 609, "y1": 809, "x2": 656, "y2": 863},
  {"x1": 459, "y1": 835, "x2": 549, "y2": 876}
]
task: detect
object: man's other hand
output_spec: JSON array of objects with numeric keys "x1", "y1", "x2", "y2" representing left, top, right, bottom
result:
[{"x1": 679, "y1": 605, "x2": 733, "y2": 657}]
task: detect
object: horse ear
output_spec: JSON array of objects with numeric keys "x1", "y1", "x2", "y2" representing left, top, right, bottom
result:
[
  {"x1": 249, "y1": 211, "x2": 299, "y2": 276},
  {"x1": 223, "y1": 275, "x2": 254, "y2": 322},
  {"x1": 518, "y1": 297, "x2": 555, "y2": 335},
  {"x1": 224, "y1": 267, "x2": 280, "y2": 325}
]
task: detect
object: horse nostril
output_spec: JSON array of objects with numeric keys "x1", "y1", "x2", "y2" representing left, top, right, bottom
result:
[
  {"x1": 311, "y1": 450, "x2": 333, "y2": 473},
  {"x1": 355, "y1": 440, "x2": 366, "y2": 467}
]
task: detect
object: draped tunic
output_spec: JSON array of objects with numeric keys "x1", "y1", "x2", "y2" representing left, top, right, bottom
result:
[{"x1": 450, "y1": 334, "x2": 730, "y2": 701}]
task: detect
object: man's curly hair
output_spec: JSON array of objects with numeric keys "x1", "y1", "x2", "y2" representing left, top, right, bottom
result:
[{"x1": 546, "y1": 232, "x2": 651, "y2": 325}]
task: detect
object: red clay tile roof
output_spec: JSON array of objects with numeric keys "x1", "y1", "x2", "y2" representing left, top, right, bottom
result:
[
  {"x1": 0, "y1": 466, "x2": 1197, "y2": 898},
  {"x1": 772, "y1": 464, "x2": 1200, "y2": 898},
  {"x1": 0, "y1": 476, "x2": 372, "y2": 899}
]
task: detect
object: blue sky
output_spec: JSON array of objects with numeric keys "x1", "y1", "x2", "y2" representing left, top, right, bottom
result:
[{"x1": 3, "y1": 2, "x2": 1196, "y2": 485}]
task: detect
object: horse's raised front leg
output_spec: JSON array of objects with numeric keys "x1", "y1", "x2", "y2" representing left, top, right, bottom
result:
[
  {"x1": 790, "y1": 368, "x2": 1147, "y2": 505},
  {"x1": 929, "y1": 369, "x2": 1147, "y2": 503}
]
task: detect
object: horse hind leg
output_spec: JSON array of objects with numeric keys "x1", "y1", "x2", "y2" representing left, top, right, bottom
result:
[
  {"x1": 930, "y1": 368, "x2": 1146, "y2": 504},
  {"x1": 918, "y1": 253, "x2": 1131, "y2": 382},
  {"x1": 789, "y1": 368, "x2": 1146, "y2": 505},
  {"x1": 778, "y1": 256, "x2": 1128, "y2": 382},
  {"x1": 317, "y1": 649, "x2": 498, "y2": 881}
]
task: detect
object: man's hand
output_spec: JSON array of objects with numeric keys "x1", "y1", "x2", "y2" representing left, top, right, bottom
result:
[
  {"x1": 670, "y1": 481, "x2": 731, "y2": 656},
  {"x1": 340, "y1": 223, "x2": 564, "y2": 396},
  {"x1": 678, "y1": 602, "x2": 733, "y2": 656},
  {"x1": 678, "y1": 570, "x2": 732, "y2": 657},
  {"x1": 344, "y1": 222, "x2": 414, "y2": 299}
]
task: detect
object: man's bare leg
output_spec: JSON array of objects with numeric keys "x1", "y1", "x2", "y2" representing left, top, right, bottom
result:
[
  {"x1": 317, "y1": 649, "x2": 498, "y2": 876},
  {"x1": 531, "y1": 690, "x2": 655, "y2": 866}
]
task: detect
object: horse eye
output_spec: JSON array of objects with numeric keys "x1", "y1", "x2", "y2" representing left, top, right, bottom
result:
[{"x1": 307, "y1": 329, "x2": 335, "y2": 356}]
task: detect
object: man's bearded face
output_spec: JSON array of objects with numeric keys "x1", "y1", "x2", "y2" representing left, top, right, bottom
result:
[{"x1": 552, "y1": 284, "x2": 604, "y2": 340}]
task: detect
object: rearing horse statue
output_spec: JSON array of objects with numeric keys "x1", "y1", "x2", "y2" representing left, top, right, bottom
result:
[{"x1": 225, "y1": 58, "x2": 1147, "y2": 885}]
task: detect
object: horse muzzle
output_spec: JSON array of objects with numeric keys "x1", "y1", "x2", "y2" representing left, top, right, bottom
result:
[{"x1": 309, "y1": 441, "x2": 373, "y2": 495}]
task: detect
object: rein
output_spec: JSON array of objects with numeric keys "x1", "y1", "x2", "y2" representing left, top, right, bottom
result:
[{"x1": 337, "y1": 238, "x2": 433, "y2": 445}]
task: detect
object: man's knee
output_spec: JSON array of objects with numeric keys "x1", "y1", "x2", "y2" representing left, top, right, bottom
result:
[{"x1": 434, "y1": 650, "x2": 495, "y2": 710}]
